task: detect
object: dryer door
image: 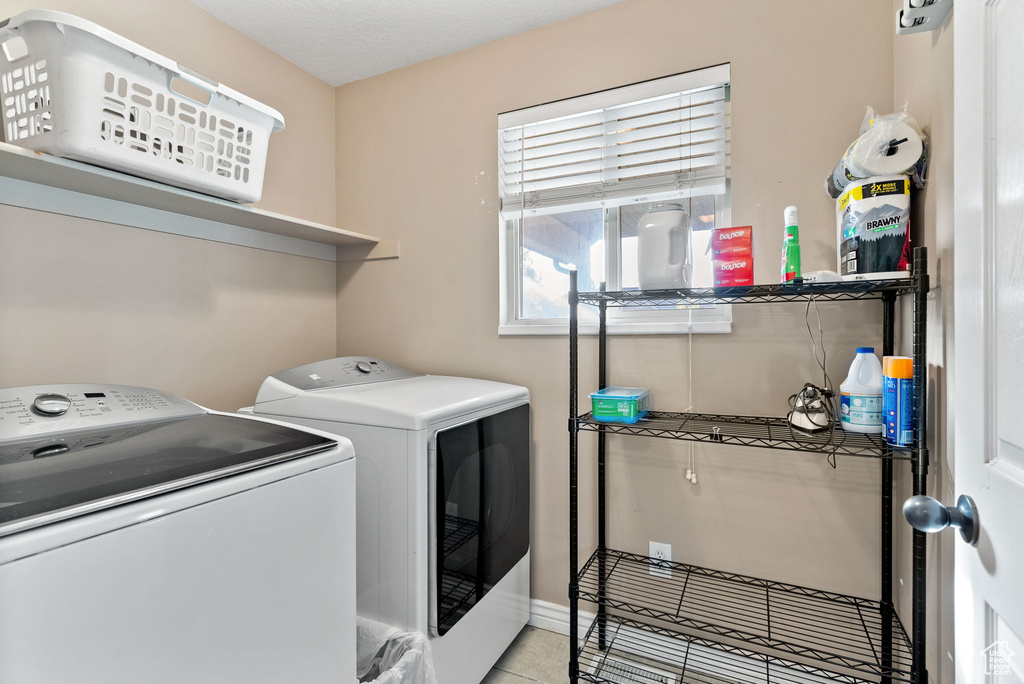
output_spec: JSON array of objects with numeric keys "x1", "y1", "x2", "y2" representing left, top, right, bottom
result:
[{"x1": 432, "y1": 403, "x2": 529, "y2": 636}]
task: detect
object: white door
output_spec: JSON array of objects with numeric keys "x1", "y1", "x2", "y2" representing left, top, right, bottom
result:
[{"x1": 953, "y1": 1, "x2": 1024, "y2": 681}]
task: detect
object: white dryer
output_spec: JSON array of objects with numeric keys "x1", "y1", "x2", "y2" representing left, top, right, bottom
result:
[
  {"x1": 0, "y1": 384, "x2": 356, "y2": 684},
  {"x1": 249, "y1": 357, "x2": 530, "y2": 684}
]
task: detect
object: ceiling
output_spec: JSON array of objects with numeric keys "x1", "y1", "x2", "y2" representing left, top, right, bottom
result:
[{"x1": 187, "y1": 0, "x2": 628, "y2": 86}]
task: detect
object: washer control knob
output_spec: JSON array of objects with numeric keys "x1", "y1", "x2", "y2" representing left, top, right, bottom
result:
[
  {"x1": 33, "y1": 393, "x2": 72, "y2": 416},
  {"x1": 355, "y1": 361, "x2": 373, "y2": 374}
]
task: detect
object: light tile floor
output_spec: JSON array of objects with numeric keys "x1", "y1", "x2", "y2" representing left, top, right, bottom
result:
[{"x1": 483, "y1": 626, "x2": 570, "y2": 684}]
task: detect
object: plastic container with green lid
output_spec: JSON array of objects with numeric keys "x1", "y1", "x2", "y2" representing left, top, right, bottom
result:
[{"x1": 590, "y1": 387, "x2": 650, "y2": 424}]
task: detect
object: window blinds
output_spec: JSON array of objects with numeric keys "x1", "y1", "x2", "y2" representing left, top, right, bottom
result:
[{"x1": 498, "y1": 64, "x2": 730, "y2": 217}]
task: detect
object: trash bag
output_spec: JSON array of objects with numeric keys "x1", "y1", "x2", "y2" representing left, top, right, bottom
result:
[{"x1": 356, "y1": 617, "x2": 437, "y2": 684}]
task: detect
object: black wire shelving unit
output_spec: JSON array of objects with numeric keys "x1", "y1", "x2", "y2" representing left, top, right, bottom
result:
[{"x1": 567, "y1": 247, "x2": 930, "y2": 684}]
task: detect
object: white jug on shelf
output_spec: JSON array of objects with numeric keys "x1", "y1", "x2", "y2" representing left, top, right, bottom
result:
[{"x1": 637, "y1": 203, "x2": 692, "y2": 290}]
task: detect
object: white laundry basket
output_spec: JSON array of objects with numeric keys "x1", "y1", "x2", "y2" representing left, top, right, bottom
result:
[{"x1": 0, "y1": 10, "x2": 285, "y2": 203}]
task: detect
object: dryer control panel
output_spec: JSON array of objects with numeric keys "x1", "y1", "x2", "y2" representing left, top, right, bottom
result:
[
  {"x1": 270, "y1": 356, "x2": 423, "y2": 391},
  {"x1": 0, "y1": 384, "x2": 204, "y2": 443}
]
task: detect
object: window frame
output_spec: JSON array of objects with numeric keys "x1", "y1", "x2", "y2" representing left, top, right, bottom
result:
[{"x1": 497, "y1": 65, "x2": 733, "y2": 336}]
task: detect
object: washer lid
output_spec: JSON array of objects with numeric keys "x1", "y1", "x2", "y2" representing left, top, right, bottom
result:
[
  {"x1": 254, "y1": 373, "x2": 530, "y2": 430},
  {"x1": 0, "y1": 413, "x2": 336, "y2": 538}
]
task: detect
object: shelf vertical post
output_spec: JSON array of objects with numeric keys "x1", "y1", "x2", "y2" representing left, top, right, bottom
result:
[
  {"x1": 568, "y1": 270, "x2": 580, "y2": 683},
  {"x1": 881, "y1": 291, "x2": 896, "y2": 684},
  {"x1": 911, "y1": 247, "x2": 930, "y2": 684},
  {"x1": 597, "y1": 283, "x2": 608, "y2": 651}
]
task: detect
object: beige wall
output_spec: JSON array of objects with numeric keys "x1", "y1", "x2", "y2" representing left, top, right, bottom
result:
[
  {"x1": 892, "y1": 6, "x2": 955, "y2": 683},
  {"x1": 0, "y1": 0, "x2": 339, "y2": 410},
  {"x1": 0, "y1": 207, "x2": 336, "y2": 409},
  {"x1": 335, "y1": 0, "x2": 897, "y2": 607}
]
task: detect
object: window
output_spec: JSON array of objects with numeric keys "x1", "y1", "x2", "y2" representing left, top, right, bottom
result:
[{"x1": 498, "y1": 64, "x2": 732, "y2": 335}]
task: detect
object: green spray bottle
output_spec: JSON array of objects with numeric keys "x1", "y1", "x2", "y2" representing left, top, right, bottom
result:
[{"x1": 780, "y1": 205, "x2": 802, "y2": 283}]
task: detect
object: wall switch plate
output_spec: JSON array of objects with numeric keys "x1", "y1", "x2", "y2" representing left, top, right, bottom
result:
[{"x1": 649, "y1": 541, "x2": 672, "y2": 578}]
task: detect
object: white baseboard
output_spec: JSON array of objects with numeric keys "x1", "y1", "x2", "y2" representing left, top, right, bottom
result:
[{"x1": 528, "y1": 598, "x2": 594, "y2": 636}]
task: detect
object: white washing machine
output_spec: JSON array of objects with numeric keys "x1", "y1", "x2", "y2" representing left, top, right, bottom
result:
[
  {"x1": 0, "y1": 384, "x2": 356, "y2": 684},
  {"x1": 248, "y1": 357, "x2": 531, "y2": 684}
]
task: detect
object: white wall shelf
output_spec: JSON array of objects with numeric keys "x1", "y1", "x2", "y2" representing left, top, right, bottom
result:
[{"x1": 0, "y1": 141, "x2": 398, "y2": 262}]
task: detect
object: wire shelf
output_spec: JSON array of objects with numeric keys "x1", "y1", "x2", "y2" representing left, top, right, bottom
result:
[
  {"x1": 580, "y1": 615, "x2": 881, "y2": 684},
  {"x1": 575, "y1": 279, "x2": 918, "y2": 308},
  {"x1": 577, "y1": 549, "x2": 913, "y2": 683},
  {"x1": 444, "y1": 514, "x2": 479, "y2": 556},
  {"x1": 575, "y1": 412, "x2": 911, "y2": 460}
]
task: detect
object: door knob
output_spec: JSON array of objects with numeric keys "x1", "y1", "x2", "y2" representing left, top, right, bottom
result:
[{"x1": 902, "y1": 494, "x2": 979, "y2": 545}]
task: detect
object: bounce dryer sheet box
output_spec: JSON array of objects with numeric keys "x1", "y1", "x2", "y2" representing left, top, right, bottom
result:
[
  {"x1": 712, "y1": 226, "x2": 754, "y2": 286},
  {"x1": 711, "y1": 226, "x2": 752, "y2": 256},
  {"x1": 713, "y1": 255, "x2": 754, "y2": 287}
]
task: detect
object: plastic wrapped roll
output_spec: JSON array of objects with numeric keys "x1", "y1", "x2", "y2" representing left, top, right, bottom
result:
[{"x1": 825, "y1": 110, "x2": 926, "y2": 199}]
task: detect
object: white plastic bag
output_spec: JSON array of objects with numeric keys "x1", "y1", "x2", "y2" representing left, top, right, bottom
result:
[
  {"x1": 825, "y1": 105, "x2": 929, "y2": 198},
  {"x1": 356, "y1": 618, "x2": 437, "y2": 684}
]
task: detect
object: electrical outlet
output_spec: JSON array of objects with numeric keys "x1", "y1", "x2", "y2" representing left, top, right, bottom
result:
[{"x1": 649, "y1": 541, "x2": 672, "y2": 578}]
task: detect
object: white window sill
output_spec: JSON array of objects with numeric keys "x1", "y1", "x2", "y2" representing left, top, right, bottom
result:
[{"x1": 498, "y1": 320, "x2": 732, "y2": 336}]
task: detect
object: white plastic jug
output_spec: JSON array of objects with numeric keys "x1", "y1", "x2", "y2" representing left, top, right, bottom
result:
[
  {"x1": 637, "y1": 203, "x2": 691, "y2": 290},
  {"x1": 839, "y1": 347, "x2": 884, "y2": 433}
]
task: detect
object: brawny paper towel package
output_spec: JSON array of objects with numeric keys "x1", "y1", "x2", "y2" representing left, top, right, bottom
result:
[{"x1": 836, "y1": 175, "x2": 911, "y2": 279}]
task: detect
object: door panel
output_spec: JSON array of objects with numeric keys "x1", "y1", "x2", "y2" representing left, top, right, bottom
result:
[
  {"x1": 433, "y1": 404, "x2": 530, "y2": 635},
  {"x1": 993, "y1": 0, "x2": 1024, "y2": 472},
  {"x1": 954, "y1": 1, "x2": 1024, "y2": 681}
]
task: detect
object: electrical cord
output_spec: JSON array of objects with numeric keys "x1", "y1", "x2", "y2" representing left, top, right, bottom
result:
[
  {"x1": 805, "y1": 297, "x2": 834, "y2": 397},
  {"x1": 791, "y1": 297, "x2": 840, "y2": 467},
  {"x1": 684, "y1": 306, "x2": 697, "y2": 485}
]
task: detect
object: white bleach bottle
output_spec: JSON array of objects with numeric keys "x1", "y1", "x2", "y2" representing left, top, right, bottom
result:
[
  {"x1": 637, "y1": 203, "x2": 691, "y2": 290},
  {"x1": 840, "y1": 347, "x2": 884, "y2": 433}
]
